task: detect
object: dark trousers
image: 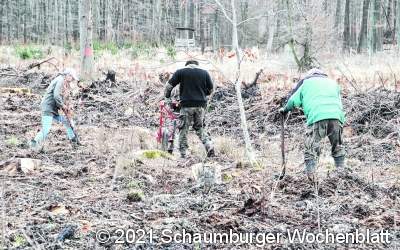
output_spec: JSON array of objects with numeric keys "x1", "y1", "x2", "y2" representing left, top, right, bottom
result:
[{"x1": 305, "y1": 119, "x2": 345, "y2": 162}]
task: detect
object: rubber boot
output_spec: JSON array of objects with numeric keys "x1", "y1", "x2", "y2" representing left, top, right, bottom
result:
[
  {"x1": 305, "y1": 160, "x2": 316, "y2": 183},
  {"x1": 29, "y1": 139, "x2": 43, "y2": 152},
  {"x1": 70, "y1": 136, "x2": 82, "y2": 146},
  {"x1": 29, "y1": 139, "x2": 38, "y2": 148},
  {"x1": 207, "y1": 148, "x2": 215, "y2": 157},
  {"x1": 332, "y1": 156, "x2": 351, "y2": 176},
  {"x1": 205, "y1": 142, "x2": 215, "y2": 157},
  {"x1": 305, "y1": 160, "x2": 316, "y2": 174},
  {"x1": 180, "y1": 151, "x2": 187, "y2": 159},
  {"x1": 167, "y1": 141, "x2": 174, "y2": 154},
  {"x1": 334, "y1": 156, "x2": 345, "y2": 169}
]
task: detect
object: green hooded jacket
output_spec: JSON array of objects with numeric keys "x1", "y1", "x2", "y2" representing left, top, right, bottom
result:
[
  {"x1": 284, "y1": 76, "x2": 345, "y2": 126},
  {"x1": 41, "y1": 75, "x2": 65, "y2": 116}
]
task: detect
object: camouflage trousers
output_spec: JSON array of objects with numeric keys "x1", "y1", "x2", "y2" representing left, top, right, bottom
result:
[
  {"x1": 178, "y1": 107, "x2": 212, "y2": 154},
  {"x1": 305, "y1": 119, "x2": 346, "y2": 162}
]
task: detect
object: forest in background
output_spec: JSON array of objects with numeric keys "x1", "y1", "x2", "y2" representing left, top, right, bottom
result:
[{"x1": 1, "y1": 0, "x2": 400, "y2": 56}]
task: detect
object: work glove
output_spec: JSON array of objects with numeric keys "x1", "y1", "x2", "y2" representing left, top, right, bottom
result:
[
  {"x1": 164, "y1": 98, "x2": 171, "y2": 104},
  {"x1": 279, "y1": 107, "x2": 287, "y2": 115}
]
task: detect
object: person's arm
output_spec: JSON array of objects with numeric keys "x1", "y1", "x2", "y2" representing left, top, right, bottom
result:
[
  {"x1": 164, "y1": 70, "x2": 180, "y2": 98},
  {"x1": 205, "y1": 72, "x2": 214, "y2": 96},
  {"x1": 337, "y1": 84, "x2": 346, "y2": 124},
  {"x1": 284, "y1": 84, "x2": 303, "y2": 112},
  {"x1": 337, "y1": 84, "x2": 343, "y2": 110},
  {"x1": 53, "y1": 78, "x2": 65, "y2": 109}
]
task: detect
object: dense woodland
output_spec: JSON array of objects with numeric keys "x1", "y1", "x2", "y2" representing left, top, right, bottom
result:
[{"x1": 1, "y1": 0, "x2": 400, "y2": 55}]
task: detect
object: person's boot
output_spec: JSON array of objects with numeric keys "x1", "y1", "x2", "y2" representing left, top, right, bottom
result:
[
  {"x1": 304, "y1": 159, "x2": 316, "y2": 183},
  {"x1": 70, "y1": 136, "x2": 82, "y2": 146},
  {"x1": 333, "y1": 156, "x2": 351, "y2": 175},
  {"x1": 207, "y1": 148, "x2": 215, "y2": 157},
  {"x1": 205, "y1": 142, "x2": 215, "y2": 158},
  {"x1": 29, "y1": 139, "x2": 37, "y2": 148},
  {"x1": 167, "y1": 141, "x2": 174, "y2": 154},
  {"x1": 29, "y1": 139, "x2": 42, "y2": 152},
  {"x1": 180, "y1": 150, "x2": 187, "y2": 159},
  {"x1": 334, "y1": 156, "x2": 345, "y2": 169}
]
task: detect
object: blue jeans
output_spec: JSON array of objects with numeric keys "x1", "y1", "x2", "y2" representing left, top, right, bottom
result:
[{"x1": 34, "y1": 115, "x2": 75, "y2": 144}]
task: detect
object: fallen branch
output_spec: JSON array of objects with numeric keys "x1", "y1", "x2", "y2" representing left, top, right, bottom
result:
[{"x1": 27, "y1": 57, "x2": 59, "y2": 71}]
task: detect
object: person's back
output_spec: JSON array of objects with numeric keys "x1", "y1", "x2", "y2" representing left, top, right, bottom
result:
[
  {"x1": 168, "y1": 64, "x2": 213, "y2": 108},
  {"x1": 299, "y1": 77, "x2": 345, "y2": 125},
  {"x1": 282, "y1": 68, "x2": 346, "y2": 181},
  {"x1": 164, "y1": 60, "x2": 214, "y2": 158},
  {"x1": 41, "y1": 75, "x2": 64, "y2": 116}
]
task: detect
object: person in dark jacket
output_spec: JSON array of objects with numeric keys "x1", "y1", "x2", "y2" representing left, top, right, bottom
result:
[
  {"x1": 164, "y1": 60, "x2": 215, "y2": 158},
  {"x1": 280, "y1": 68, "x2": 346, "y2": 180},
  {"x1": 30, "y1": 68, "x2": 79, "y2": 150}
]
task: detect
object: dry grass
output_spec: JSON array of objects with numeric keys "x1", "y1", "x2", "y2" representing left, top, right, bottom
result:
[
  {"x1": 213, "y1": 135, "x2": 246, "y2": 163},
  {"x1": 2, "y1": 45, "x2": 400, "y2": 92}
]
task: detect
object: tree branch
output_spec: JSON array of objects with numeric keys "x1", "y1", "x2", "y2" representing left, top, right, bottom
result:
[
  {"x1": 213, "y1": 0, "x2": 233, "y2": 24},
  {"x1": 236, "y1": 10, "x2": 285, "y2": 27}
]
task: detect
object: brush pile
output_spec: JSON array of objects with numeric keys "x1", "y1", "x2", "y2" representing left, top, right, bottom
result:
[{"x1": 207, "y1": 84, "x2": 400, "y2": 166}]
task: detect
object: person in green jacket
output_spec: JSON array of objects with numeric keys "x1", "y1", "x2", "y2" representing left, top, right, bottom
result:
[
  {"x1": 280, "y1": 68, "x2": 346, "y2": 178},
  {"x1": 30, "y1": 68, "x2": 80, "y2": 150}
]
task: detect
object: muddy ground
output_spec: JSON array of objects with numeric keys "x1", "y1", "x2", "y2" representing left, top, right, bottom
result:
[{"x1": 0, "y1": 69, "x2": 399, "y2": 249}]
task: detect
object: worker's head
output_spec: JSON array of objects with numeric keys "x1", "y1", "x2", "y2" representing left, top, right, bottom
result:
[
  {"x1": 63, "y1": 68, "x2": 79, "y2": 83},
  {"x1": 306, "y1": 68, "x2": 325, "y2": 77},
  {"x1": 185, "y1": 60, "x2": 199, "y2": 66}
]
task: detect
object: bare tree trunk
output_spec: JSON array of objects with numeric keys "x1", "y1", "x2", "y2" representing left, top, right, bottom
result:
[
  {"x1": 212, "y1": 9, "x2": 219, "y2": 52},
  {"x1": 335, "y1": 0, "x2": 343, "y2": 29},
  {"x1": 343, "y1": 0, "x2": 351, "y2": 52},
  {"x1": 16, "y1": 1, "x2": 20, "y2": 41},
  {"x1": 213, "y1": 0, "x2": 257, "y2": 165},
  {"x1": 199, "y1": 0, "x2": 205, "y2": 54},
  {"x1": 239, "y1": 0, "x2": 248, "y2": 47},
  {"x1": 358, "y1": 0, "x2": 370, "y2": 53},
  {"x1": 6, "y1": 1, "x2": 11, "y2": 42},
  {"x1": 397, "y1": 0, "x2": 400, "y2": 51},
  {"x1": 23, "y1": 0, "x2": 28, "y2": 44},
  {"x1": 230, "y1": 0, "x2": 257, "y2": 166},
  {"x1": 368, "y1": 0, "x2": 374, "y2": 56},
  {"x1": 388, "y1": 0, "x2": 393, "y2": 27},
  {"x1": 372, "y1": 0, "x2": 383, "y2": 52},
  {"x1": 394, "y1": 0, "x2": 398, "y2": 43},
  {"x1": 349, "y1": 0, "x2": 358, "y2": 49},
  {"x1": 266, "y1": 16, "x2": 275, "y2": 53},
  {"x1": 65, "y1": 0, "x2": 69, "y2": 45},
  {"x1": 105, "y1": 0, "x2": 112, "y2": 42},
  {"x1": 80, "y1": 0, "x2": 94, "y2": 80},
  {"x1": 0, "y1": 1, "x2": 3, "y2": 44}
]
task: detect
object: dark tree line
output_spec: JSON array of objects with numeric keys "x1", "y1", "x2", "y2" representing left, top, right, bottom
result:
[{"x1": 0, "y1": 0, "x2": 400, "y2": 55}]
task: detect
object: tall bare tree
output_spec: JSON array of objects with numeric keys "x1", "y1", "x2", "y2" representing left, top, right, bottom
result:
[
  {"x1": 358, "y1": 0, "x2": 371, "y2": 53},
  {"x1": 214, "y1": 0, "x2": 257, "y2": 166},
  {"x1": 343, "y1": 0, "x2": 351, "y2": 52},
  {"x1": 397, "y1": 0, "x2": 400, "y2": 51},
  {"x1": 372, "y1": 0, "x2": 383, "y2": 52},
  {"x1": 80, "y1": 0, "x2": 94, "y2": 80}
]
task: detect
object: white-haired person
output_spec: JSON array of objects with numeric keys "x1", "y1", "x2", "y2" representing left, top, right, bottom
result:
[{"x1": 30, "y1": 68, "x2": 80, "y2": 150}]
